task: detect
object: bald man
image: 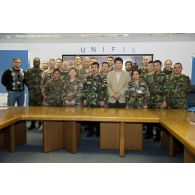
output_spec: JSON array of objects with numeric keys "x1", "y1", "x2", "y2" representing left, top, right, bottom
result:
[
  {"x1": 25, "y1": 57, "x2": 44, "y2": 130},
  {"x1": 139, "y1": 56, "x2": 151, "y2": 77},
  {"x1": 79, "y1": 56, "x2": 91, "y2": 82},
  {"x1": 74, "y1": 56, "x2": 83, "y2": 70}
]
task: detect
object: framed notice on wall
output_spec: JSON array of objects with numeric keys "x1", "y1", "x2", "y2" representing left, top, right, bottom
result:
[{"x1": 62, "y1": 54, "x2": 153, "y2": 69}]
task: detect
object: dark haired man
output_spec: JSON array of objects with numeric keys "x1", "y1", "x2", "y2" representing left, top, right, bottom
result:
[
  {"x1": 165, "y1": 62, "x2": 191, "y2": 109},
  {"x1": 107, "y1": 57, "x2": 130, "y2": 108},
  {"x1": 44, "y1": 68, "x2": 65, "y2": 107},
  {"x1": 107, "y1": 56, "x2": 114, "y2": 71},
  {"x1": 83, "y1": 62, "x2": 107, "y2": 137},
  {"x1": 101, "y1": 62, "x2": 110, "y2": 78},
  {"x1": 83, "y1": 62, "x2": 107, "y2": 108},
  {"x1": 125, "y1": 61, "x2": 133, "y2": 78},
  {"x1": 1, "y1": 58, "x2": 25, "y2": 106},
  {"x1": 147, "y1": 60, "x2": 167, "y2": 141},
  {"x1": 56, "y1": 58, "x2": 62, "y2": 69}
]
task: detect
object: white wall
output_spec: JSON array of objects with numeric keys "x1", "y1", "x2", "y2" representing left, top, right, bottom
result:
[
  {"x1": 0, "y1": 41, "x2": 195, "y2": 106},
  {"x1": 0, "y1": 41, "x2": 195, "y2": 76}
]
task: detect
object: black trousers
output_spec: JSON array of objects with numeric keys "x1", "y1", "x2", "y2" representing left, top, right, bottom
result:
[{"x1": 108, "y1": 101, "x2": 126, "y2": 108}]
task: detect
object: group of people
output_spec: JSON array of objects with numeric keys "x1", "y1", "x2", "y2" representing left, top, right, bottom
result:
[{"x1": 1, "y1": 55, "x2": 192, "y2": 140}]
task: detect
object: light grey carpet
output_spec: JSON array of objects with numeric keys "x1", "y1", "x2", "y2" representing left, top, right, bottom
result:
[{"x1": 0, "y1": 129, "x2": 183, "y2": 163}]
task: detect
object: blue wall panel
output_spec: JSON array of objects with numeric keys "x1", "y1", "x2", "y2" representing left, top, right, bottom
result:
[{"x1": 192, "y1": 58, "x2": 195, "y2": 84}]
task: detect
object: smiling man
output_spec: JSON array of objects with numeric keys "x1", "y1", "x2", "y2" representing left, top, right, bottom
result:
[
  {"x1": 165, "y1": 62, "x2": 192, "y2": 109},
  {"x1": 83, "y1": 62, "x2": 107, "y2": 108},
  {"x1": 107, "y1": 57, "x2": 130, "y2": 108},
  {"x1": 82, "y1": 62, "x2": 107, "y2": 137},
  {"x1": 1, "y1": 58, "x2": 25, "y2": 106}
]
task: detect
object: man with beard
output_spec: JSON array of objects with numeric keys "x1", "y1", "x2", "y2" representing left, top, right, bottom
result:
[
  {"x1": 83, "y1": 62, "x2": 107, "y2": 137},
  {"x1": 125, "y1": 61, "x2": 133, "y2": 79}
]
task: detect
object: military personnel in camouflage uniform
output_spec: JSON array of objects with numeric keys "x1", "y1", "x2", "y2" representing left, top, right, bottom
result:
[
  {"x1": 125, "y1": 70, "x2": 150, "y2": 108},
  {"x1": 142, "y1": 61, "x2": 154, "y2": 85},
  {"x1": 100, "y1": 62, "x2": 110, "y2": 107},
  {"x1": 73, "y1": 56, "x2": 83, "y2": 70},
  {"x1": 100, "y1": 62, "x2": 109, "y2": 80},
  {"x1": 56, "y1": 58, "x2": 62, "y2": 69},
  {"x1": 44, "y1": 68, "x2": 65, "y2": 107},
  {"x1": 125, "y1": 61, "x2": 133, "y2": 79},
  {"x1": 83, "y1": 62, "x2": 107, "y2": 108},
  {"x1": 25, "y1": 57, "x2": 44, "y2": 130},
  {"x1": 62, "y1": 68, "x2": 83, "y2": 107},
  {"x1": 163, "y1": 60, "x2": 173, "y2": 75},
  {"x1": 141, "y1": 61, "x2": 154, "y2": 139},
  {"x1": 148, "y1": 60, "x2": 167, "y2": 109},
  {"x1": 106, "y1": 56, "x2": 114, "y2": 71},
  {"x1": 60, "y1": 60, "x2": 70, "y2": 81},
  {"x1": 91, "y1": 57, "x2": 98, "y2": 64},
  {"x1": 147, "y1": 60, "x2": 167, "y2": 141},
  {"x1": 25, "y1": 57, "x2": 43, "y2": 106},
  {"x1": 78, "y1": 56, "x2": 91, "y2": 82},
  {"x1": 165, "y1": 62, "x2": 191, "y2": 109},
  {"x1": 83, "y1": 62, "x2": 107, "y2": 137},
  {"x1": 139, "y1": 56, "x2": 151, "y2": 77},
  {"x1": 139, "y1": 67, "x2": 148, "y2": 77},
  {"x1": 41, "y1": 61, "x2": 49, "y2": 71},
  {"x1": 40, "y1": 59, "x2": 56, "y2": 99}
]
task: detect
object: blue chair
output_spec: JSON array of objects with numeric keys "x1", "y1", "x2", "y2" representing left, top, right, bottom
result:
[{"x1": 187, "y1": 85, "x2": 195, "y2": 108}]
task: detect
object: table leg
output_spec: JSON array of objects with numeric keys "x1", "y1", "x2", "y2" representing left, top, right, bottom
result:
[
  {"x1": 43, "y1": 121, "x2": 63, "y2": 153},
  {"x1": 62, "y1": 121, "x2": 78, "y2": 154},
  {"x1": 15, "y1": 121, "x2": 26, "y2": 145},
  {"x1": 4, "y1": 125, "x2": 16, "y2": 153},
  {"x1": 120, "y1": 122, "x2": 125, "y2": 157},
  {"x1": 168, "y1": 134, "x2": 183, "y2": 157},
  {"x1": 184, "y1": 147, "x2": 195, "y2": 163}
]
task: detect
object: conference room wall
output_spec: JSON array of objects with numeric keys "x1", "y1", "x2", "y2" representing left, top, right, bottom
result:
[
  {"x1": 0, "y1": 41, "x2": 194, "y2": 106},
  {"x1": 0, "y1": 41, "x2": 194, "y2": 76}
]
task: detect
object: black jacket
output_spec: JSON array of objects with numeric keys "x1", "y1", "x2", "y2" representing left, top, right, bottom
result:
[{"x1": 1, "y1": 68, "x2": 26, "y2": 91}]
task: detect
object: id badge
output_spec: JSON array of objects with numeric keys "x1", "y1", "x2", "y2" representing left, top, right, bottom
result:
[{"x1": 137, "y1": 90, "x2": 143, "y2": 94}]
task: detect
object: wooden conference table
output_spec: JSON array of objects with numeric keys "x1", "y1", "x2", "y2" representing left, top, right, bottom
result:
[{"x1": 0, "y1": 107, "x2": 195, "y2": 162}]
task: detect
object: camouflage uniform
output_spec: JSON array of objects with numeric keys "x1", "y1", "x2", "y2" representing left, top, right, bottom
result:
[
  {"x1": 165, "y1": 74, "x2": 192, "y2": 109},
  {"x1": 60, "y1": 71, "x2": 69, "y2": 82},
  {"x1": 40, "y1": 69, "x2": 54, "y2": 96},
  {"x1": 100, "y1": 72, "x2": 109, "y2": 82},
  {"x1": 109, "y1": 65, "x2": 114, "y2": 71},
  {"x1": 125, "y1": 79, "x2": 150, "y2": 108},
  {"x1": 83, "y1": 74, "x2": 107, "y2": 107},
  {"x1": 100, "y1": 72, "x2": 109, "y2": 106},
  {"x1": 139, "y1": 67, "x2": 149, "y2": 78},
  {"x1": 78, "y1": 68, "x2": 91, "y2": 82},
  {"x1": 44, "y1": 78, "x2": 65, "y2": 107},
  {"x1": 142, "y1": 72, "x2": 153, "y2": 87},
  {"x1": 61, "y1": 79, "x2": 83, "y2": 107},
  {"x1": 25, "y1": 67, "x2": 44, "y2": 106},
  {"x1": 147, "y1": 71, "x2": 167, "y2": 109},
  {"x1": 73, "y1": 64, "x2": 83, "y2": 71},
  {"x1": 163, "y1": 67, "x2": 173, "y2": 76}
]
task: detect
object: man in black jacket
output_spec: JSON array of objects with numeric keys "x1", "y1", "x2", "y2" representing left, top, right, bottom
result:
[{"x1": 1, "y1": 58, "x2": 25, "y2": 106}]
